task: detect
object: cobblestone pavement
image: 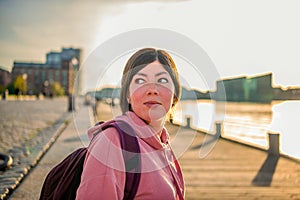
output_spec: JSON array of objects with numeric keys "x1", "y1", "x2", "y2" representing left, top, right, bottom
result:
[{"x1": 0, "y1": 97, "x2": 70, "y2": 199}]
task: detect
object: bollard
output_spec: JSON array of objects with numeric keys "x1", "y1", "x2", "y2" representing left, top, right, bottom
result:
[
  {"x1": 268, "y1": 132, "x2": 280, "y2": 155},
  {"x1": 186, "y1": 116, "x2": 191, "y2": 128},
  {"x1": 216, "y1": 122, "x2": 222, "y2": 137},
  {"x1": 68, "y1": 94, "x2": 75, "y2": 112},
  {"x1": 111, "y1": 98, "x2": 115, "y2": 107}
]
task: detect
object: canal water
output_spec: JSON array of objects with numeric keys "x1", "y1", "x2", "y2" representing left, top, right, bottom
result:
[{"x1": 172, "y1": 100, "x2": 300, "y2": 159}]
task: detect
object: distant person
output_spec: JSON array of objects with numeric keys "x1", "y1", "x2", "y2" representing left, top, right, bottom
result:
[
  {"x1": 76, "y1": 48, "x2": 185, "y2": 199},
  {"x1": 2, "y1": 90, "x2": 6, "y2": 100},
  {"x1": 15, "y1": 88, "x2": 20, "y2": 96}
]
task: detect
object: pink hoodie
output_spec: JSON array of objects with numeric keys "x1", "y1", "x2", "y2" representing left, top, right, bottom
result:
[{"x1": 76, "y1": 111, "x2": 185, "y2": 200}]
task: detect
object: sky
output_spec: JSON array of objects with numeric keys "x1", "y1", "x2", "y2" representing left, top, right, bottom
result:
[{"x1": 1, "y1": 0, "x2": 300, "y2": 92}]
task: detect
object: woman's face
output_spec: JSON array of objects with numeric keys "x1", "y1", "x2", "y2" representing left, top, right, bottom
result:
[{"x1": 128, "y1": 60, "x2": 175, "y2": 123}]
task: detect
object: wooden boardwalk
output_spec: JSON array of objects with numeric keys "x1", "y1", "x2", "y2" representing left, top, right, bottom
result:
[
  {"x1": 95, "y1": 103, "x2": 300, "y2": 200},
  {"x1": 165, "y1": 123, "x2": 300, "y2": 200}
]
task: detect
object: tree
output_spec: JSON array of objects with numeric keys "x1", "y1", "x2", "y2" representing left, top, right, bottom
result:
[
  {"x1": 6, "y1": 83, "x2": 15, "y2": 94},
  {"x1": 14, "y1": 75, "x2": 27, "y2": 95},
  {"x1": 51, "y1": 82, "x2": 65, "y2": 96}
]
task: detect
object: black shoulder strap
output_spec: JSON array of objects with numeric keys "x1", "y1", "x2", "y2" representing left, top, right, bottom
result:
[{"x1": 102, "y1": 121, "x2": 141, "y2": 200}]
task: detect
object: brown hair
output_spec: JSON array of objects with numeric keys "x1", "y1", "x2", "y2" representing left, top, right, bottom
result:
[{"x1": 120, "y1": 48, "x2": 181, "y2": 114}]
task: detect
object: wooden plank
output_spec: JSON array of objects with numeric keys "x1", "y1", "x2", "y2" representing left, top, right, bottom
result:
[{"x1": 171, "y1": 124, "x2": 300, "y2": 199}]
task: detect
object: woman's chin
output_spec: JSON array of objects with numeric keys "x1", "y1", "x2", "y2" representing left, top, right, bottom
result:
[{"x1": 148, "y1": 107, "x2": 167, "y2": 122}]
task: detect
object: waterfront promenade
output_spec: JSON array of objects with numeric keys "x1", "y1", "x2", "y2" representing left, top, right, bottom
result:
[
  {"x1": 7, "y1": 98, "x2": 93, "y2": 199},
  {"x1": 4, "y1": 101, "x2": 300, "y2": 199},
  {"x1": 173, "y1": 126, "x2": 300, "y2": 199},
  {"x1": 0, "y1": 97, "x2": 70, "y2": 199}
]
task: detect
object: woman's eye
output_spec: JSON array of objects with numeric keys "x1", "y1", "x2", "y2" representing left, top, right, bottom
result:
[
  {"x1": 135, "y1": 78, "x2": 145, "y2": 84},
  {"x1": 158, "y1": 78, "x2": 168, "y2": 83}
]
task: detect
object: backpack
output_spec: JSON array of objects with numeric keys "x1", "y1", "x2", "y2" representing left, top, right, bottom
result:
[{"x1": 39, "y1": 121, "x2": 141, "y2": 200}]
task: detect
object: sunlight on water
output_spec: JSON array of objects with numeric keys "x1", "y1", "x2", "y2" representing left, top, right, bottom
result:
[
  {"x1": 270, "y1": 101, "x2": 300, "y2": 159},
  {"x1": 173, "y1": 100, "x2": 300, "y2": 159},
  {"x1": 173, "y1": 100, "x2": 217, "y2": 133}
]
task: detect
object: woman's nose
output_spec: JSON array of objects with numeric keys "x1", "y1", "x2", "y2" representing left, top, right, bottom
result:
[{"x1": 146, "y1": 83, "x2": 159, "y2": 95}]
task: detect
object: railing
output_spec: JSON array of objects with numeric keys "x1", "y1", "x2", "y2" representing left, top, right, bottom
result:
[{"x1": 181, "y1": 116, "x2": 280, "y2": 156}]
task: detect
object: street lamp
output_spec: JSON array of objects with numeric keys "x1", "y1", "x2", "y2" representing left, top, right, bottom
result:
[
  {"x1": 44, "y1": 80, "x2": 49, "y2": 97},
  {"x1": 22, "y1": 73, "x2": 27, "y2": 95},
  {"x1": 68, "y1": 57, "x2": 79, "y2": 112}
]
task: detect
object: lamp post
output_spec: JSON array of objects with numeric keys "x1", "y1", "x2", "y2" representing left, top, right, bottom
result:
[
  {"x1": 68, "y1": 93, "x2": 75, "y2": 111},
  {"x1": 68, "y1": 57, "x2": 79, "y2": 112},
  {"x1": 22, "y1": 73, "x2": 27, "y2": 95},
  {"x1": 44, "y1": 80, "x2": 49, "y2": 97}
]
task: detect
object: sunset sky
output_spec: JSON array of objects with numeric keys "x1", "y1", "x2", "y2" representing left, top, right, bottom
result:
[{"x1": 1, "y1": 0, "x2": 300, "y2": 91}]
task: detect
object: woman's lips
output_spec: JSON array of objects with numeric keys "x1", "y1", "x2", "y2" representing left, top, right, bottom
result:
[{"x1": 144, "y1": 101, "x2": 161, "y2": 107}]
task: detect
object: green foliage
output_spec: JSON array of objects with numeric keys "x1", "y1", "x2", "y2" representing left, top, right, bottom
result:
[
  {"x1": 6, "y1": 83, "x2": 15, "y2": 94},
  {"x1": 13, "y1": 75, "x2": 27, "y2": 95},
  {"x1": 51, "y1": 82, "x2": 65, "y2": 96}
]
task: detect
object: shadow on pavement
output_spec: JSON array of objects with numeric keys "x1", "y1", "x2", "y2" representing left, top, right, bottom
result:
[{"x1": 252, "y1": 154, "x2": 279, "y2": 186}]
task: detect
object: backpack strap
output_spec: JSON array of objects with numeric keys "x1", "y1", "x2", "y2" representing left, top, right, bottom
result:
[{"x1": 98, "y1": 120, "x2": 141, "y2": 200}]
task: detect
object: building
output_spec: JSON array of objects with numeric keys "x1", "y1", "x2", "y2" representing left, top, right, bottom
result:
[
  {"x1": 0, "y1": 67, "x2": 11, "y2": 88},
  {"x1": 12, "y1": 47, "x2": 82, "y2": 96},
  {"x1": 274, "y1": 86, "x2": 300, "y2": 100},
  {"x1": 215, "y1": 72, "x2": 275, "y2": 103}
]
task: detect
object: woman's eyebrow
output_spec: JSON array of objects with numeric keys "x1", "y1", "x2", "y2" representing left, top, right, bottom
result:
[
  {"x1": 136, "y1": 72, "x2": 147, "y2": 77},
  {"x1": 155, "y1": 71, "x2": 168, "y2": 77},
  {"x1": 136, "y1": 71, "x2": 168, "y2": 77}
]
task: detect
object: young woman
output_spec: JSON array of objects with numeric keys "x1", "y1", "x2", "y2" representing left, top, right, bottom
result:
[{"x1": 76, "y1": 48, "x2": 185, "y2": 199}]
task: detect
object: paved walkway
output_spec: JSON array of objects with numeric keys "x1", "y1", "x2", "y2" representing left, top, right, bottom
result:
[
  {"x1": 0, "y1": 97, "x2": 70, "y2": 199},
  {"x1": 0, "y1": 97, "x2": 68, "y2": 154},
  {"x1": 9, "y1": 102, "x2": 93, "y2": 199}
]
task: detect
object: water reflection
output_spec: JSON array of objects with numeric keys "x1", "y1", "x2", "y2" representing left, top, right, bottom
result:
[
  {"x1": 174, "y1": 100, "x2": 211, "y2": 133},
  {"x1": 220, "y1": 102, "x2": 273, "y2": 147},
  {"x1": 173, "y1": 100, "x2": 300, "y2": 159},
  {"x1": 270, "y1": 101, "x2": 300, "y2": 159}
]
